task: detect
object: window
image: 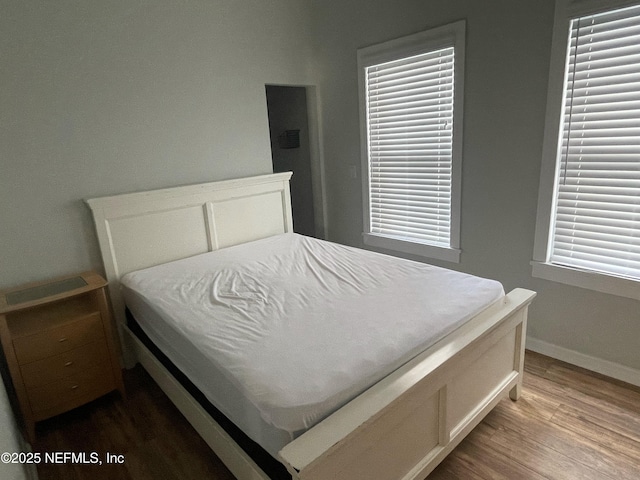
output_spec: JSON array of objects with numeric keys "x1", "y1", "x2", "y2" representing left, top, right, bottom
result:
[
  {"x1": 358, "y1": 21, "x2": 465, "y2": 263},
  {"x1": 532, "y1": 0, "x2": 640, "y2": 299}
]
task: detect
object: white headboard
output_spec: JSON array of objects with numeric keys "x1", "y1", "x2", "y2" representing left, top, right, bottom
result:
[{"x1": 86, "y1": 172, "x2": 293, "y2": 332}]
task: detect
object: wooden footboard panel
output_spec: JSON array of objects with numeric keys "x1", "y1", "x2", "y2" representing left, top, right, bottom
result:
[{"x1": 279, "y1": 288, "x2": 535, "y2": 480}]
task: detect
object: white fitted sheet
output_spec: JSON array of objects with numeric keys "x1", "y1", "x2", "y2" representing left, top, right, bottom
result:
[{"x1": 121, "y1": 233, "x2": 504, "y2": 457}]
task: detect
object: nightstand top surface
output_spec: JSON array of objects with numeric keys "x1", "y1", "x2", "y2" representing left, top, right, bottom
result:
[{"x1": 0, "y1": 271, "x2": 107, "y2": 315}]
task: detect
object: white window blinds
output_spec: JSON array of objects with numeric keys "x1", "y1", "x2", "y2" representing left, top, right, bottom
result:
[
  {"x1": 550, "y1": 3, "x2": 640, "y2": 279},
  {"x1": 365, "y1": 47, "x2": 455, "y2": 248}
]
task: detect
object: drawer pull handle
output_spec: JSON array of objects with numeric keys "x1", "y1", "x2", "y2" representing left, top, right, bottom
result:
[
  {"x1": 58, "y1": 337, "x2": 68, "y2": 343},
  {"x1": 64, "y1": 361, "x2": 73, "y2": 367},
  {"x1": 70, "y1": 385, "x2": 79, "y2": 390}
]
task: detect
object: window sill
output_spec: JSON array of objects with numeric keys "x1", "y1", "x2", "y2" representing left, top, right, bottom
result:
[
  {"x1": 363, "y1": 233, "x2": 461, "y2": 264},
  {"x1": 531, "y1": 261, "x2": 640, "y2": 300}
]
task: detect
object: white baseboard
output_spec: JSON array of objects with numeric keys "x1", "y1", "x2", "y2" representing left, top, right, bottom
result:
[{"x1": 526, "y1": 337, "x2": 640, "y2": 388}]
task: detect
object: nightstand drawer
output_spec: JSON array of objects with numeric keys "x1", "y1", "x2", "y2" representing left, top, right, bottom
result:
[
  {"x1": 20, "y1": 341, "x2": 111, "y2": 388},
  {"x1": 27, "y1": 363, "x2": 115, "y2": 419},
  {"x1": 12, "y1": 312, "x2": 104, "y2": 364}
]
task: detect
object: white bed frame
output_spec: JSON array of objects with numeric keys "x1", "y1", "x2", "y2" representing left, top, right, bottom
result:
[{"x1": 86, "y1": 172, "x2": 536, "y2": 480}]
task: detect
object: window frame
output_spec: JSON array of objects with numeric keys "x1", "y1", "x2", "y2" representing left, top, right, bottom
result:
[
  {"x1": 532, "y1": 0, "x2": 640, "y2": 300},
  {"x1": 357, "y1": 20, "x2": 465, "y2": 264}
]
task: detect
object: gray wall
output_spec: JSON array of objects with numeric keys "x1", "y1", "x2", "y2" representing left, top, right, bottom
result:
[
  {"x1": 311, "y1": 0, "x2": 640, "y2": 373},
  {"x1": 0, "y1": 0, "x2": 316, "y2": 288}
]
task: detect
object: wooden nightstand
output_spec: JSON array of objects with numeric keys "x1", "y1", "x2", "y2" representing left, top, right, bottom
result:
[{"x1": 0, "y1": 271, "x2": 125, "y2": 442}]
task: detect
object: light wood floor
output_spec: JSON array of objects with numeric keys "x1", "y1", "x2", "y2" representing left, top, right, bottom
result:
[{"x1": 34, "y1": 351, "x2": 640, "y2": 480}]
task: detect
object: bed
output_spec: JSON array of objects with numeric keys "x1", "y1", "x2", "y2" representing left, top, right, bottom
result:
[{"x1": 86, "y1": 172, "x2": 536, "y2": 480}]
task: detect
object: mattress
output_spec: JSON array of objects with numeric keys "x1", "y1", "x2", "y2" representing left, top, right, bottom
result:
[{"x1": 121, "y1": 233, "x2": 504, "y2": 458}]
